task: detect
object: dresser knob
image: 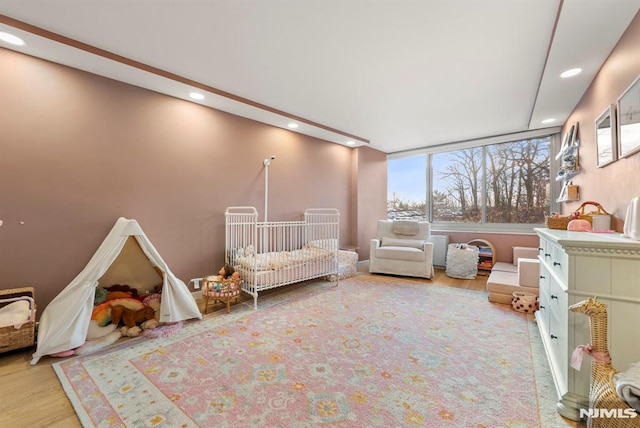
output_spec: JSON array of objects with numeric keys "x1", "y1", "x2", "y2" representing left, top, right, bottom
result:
[
  {"x1": 553, "y1": 261, "x2": 561, "y2": 266},
  {"x1": 551, "y1": 295, "x2": 558, "y2": 300},
  {"x1": 545, "y1": 253, "x2": 551, "y2": 257},
  {"x1": 538, "y1": 247, "x2": 543, "y2": 251},
  {"x1": 551, "y1": 334, "x2": 558, "y2": 339},
  {"x1": 540, "y1": 275, "x2": 545, "y2": 279},
  {"x1": 539, "y1": 305, "x2": 545, "y2": 309}
]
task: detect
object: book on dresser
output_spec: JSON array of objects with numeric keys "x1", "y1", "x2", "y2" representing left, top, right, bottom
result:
[{"x1": 534, "y1": 227, "x2": 640, "y2": 422}]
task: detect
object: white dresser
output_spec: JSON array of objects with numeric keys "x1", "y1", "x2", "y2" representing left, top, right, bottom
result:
[{"x1": 534, "y1": 228, "x2": 640, "y2": 421}]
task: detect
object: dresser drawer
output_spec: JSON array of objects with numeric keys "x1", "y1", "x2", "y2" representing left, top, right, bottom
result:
[
  {"x1": 547, "y1": 275, "x2": 568, "y2": 381},
  {"x1": 539, "y1": 236, "x2": 553, "y2": 264},
  {"x1": 537, "y1": 264, "x2": 550, "y2": 333},
  {"x1": 550, "y1": 242, "x2": 569, "y2": 285},
  {"x1": 548, "y1": 305, "x2": 568, "y2": 381},
  {"x1": 538, "y1": 264, "x2": 550, "y2": 308}
]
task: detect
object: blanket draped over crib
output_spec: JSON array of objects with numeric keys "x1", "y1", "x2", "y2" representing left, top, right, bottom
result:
[{"x1": 225, "y1": 207, "x2": 340, "y2": 308}]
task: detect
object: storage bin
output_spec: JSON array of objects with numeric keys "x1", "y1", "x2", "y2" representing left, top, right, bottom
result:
[
  {"x1": 0, "y1": 287, "x2": 36, "y2": 353},
  {"x1": 445, "y1": 243, "x2": 479, "y2": 279},
  {"x1": 511, "y1": 291, "x2": 538, "y2": 313}
]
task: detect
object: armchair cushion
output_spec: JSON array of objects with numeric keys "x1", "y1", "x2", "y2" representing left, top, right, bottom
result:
[
  {"x1": 375, "y1": 246, "x2": 427, "y2": 262},
  {"x1": 381, "y1": 237, "x2": 425, "y2": 249},
  {"x1": 487, "y1": 247, "x2": 540, "y2": 305}
]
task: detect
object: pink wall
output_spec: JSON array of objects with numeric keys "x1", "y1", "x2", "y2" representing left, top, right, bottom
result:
[
  {"x1": 438, "y1": 232, "x2": 539, "y2": 264},
  {"x1": 0, "y1": 48, "x2": 385, "y2": 311},
  {"x1": 354, "y1": 147, "x2": 388, "y2": 261},
  {"x1": 560, "y1": 11, "x2": 640, "y2": 230}
]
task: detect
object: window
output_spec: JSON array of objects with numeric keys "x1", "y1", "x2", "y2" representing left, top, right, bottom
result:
[
  {"x1": 388, "y1": 155, "x2": 426, "y2": 220},
  {"x1": 388, "y1": 133, "x2": 555, "y2": 230}
]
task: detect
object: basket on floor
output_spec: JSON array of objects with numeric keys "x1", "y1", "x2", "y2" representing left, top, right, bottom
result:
[
  {"x1": 0, "y1": 287, "x2": 36, "y2": 353},
  {"x1": 202, "y1": 277, "x2": 242, "y2": 314}
]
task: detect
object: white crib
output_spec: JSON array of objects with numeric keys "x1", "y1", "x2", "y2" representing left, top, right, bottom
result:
[{"x1": 225, "y1": 207, "x2": 340, "y2": 308}]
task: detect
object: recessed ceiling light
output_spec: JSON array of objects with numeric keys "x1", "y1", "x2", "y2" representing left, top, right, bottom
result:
[
  {"x1": 287, "y1": 123, "x2": 299, "y2": 129},
  {"x1": 541, "y1": 118, "x2": 556, "y2": 124},
  {"x1": 560, "y1": 68, "x2": 582, "y2": 78},
  {"x1": 346, "y1": 141, "x2": 355, "y2": 146},
  {"x1": 189, "y1": 92, "x2": 204, "y2": 100},
  {"x1": 0, "y1": 32, "x2": 26, "y2": 46}
]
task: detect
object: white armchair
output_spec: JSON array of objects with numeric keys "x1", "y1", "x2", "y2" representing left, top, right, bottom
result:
[{"x1": 369, "y1": 220, "x2": 434, "y2": 279}]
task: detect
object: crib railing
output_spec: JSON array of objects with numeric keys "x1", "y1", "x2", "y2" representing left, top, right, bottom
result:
[{"x1": 225, "y1": 207, "x2": 340, "y2": 308}]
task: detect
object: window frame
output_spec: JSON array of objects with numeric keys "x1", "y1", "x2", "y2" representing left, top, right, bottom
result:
[{"x1": 388, "y1": 128, "x2": 562, "y2": 234}]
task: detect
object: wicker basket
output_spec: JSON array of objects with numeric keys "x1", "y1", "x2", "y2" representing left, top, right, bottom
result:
[
  {"x1": 0, "y1": 287, "x2": 36, "y2": 353},
  {"x1": 202, "y1": 276, "x2": 243, "y2": 314},
  {"x1": 570, "y1": 298, "x2": 640, "y2": 428},
  {"x1": 545, "y1": 215, "x2": 572, "y2": 230},
  {"x1": 575, "y1": 201, "x2": 610, "y2": 227}
]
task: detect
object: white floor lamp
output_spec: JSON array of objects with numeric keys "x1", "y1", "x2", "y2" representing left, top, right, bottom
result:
[
  {"x1": 263, "y1": 155, "x2": 276, "y2": 223},
  {"x1": 262, "y1": 156, "x2": 276, "y2": 253}
]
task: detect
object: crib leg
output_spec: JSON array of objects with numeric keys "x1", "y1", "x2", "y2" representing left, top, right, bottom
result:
[{"x1": 253, "y1": 295, "x2": 258, "y2": 310}]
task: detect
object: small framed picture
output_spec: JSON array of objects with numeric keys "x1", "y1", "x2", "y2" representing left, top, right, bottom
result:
[
  {"x1": 595, "y1": 104, "x2": 617, "y2": 167},
  {"x1": 617, "y1": 75, "x2": 640, "y2": 158}
]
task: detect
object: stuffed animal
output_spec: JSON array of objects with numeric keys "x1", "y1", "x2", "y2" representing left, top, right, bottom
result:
[
  {"x1": 110, "y1": 305, "x2": 155, "y2": 328},
  {"x1": 142, "y1": 294, "x2": 161, "y2": 321},
  {"x1": 121, "y1": 325, "x2": 142, "y2": 337},
  {"x1": 119, "y1": 317, "x2": 158, "y2": 338},
  {"x1": 140, "y1": 319, "x2": 158, "y2": 330},
  {"x1": 94, "y1": 287, "x2": 108, "y2": 305},
  {"x1": 104, "y1": 284, "x2": 139, "y2": 297}
]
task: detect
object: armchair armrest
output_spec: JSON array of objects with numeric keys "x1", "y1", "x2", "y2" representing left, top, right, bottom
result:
[
  {"x1": 370, "y1": 238, "x2": 381, "y2": 254},
  {"x1": 518, "y1": 258, "x2": 540, "y2": 288},
  {"x1": 422, "y1": 241, "x2": 434, "y2": 258}
]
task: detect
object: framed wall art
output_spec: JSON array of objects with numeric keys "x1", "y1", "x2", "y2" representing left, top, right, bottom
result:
[
  {"x1": 595, "y1": 104, "x2": 617, "y2": 167},
  {"x1": 617, "y1": 74, "x2": 640, "y2": 158}
]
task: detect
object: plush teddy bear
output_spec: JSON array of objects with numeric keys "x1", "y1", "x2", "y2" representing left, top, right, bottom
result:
[{"x1": 110, "y1": 305, "x2": 155, "y2": 328}]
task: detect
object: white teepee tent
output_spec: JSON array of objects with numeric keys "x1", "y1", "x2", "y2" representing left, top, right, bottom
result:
[{"x1": 31, "y1": 217, "x2": 202, "y2": 364}]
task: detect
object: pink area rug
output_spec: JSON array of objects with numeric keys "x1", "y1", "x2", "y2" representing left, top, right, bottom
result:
[{"x1": 54, "y1": 275, "x2": 541, "y2": 427}]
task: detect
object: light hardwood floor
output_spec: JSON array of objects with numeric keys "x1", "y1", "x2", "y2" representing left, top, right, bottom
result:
[{"x1": 0, "y1": 268, "x2": 488, "y2": 427}]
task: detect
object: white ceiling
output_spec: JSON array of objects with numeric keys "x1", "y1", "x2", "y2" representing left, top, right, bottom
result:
[{"x1": 1, "y1": 0, "x2": 639, "y2": 154}]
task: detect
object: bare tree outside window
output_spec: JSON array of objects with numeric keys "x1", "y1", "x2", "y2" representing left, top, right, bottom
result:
[
  {"x1": 433, "y1": 147, "x2": 482, "y2": 222},
  {"x1": 387, "y1": 136, "x2": 551, "y2": 225},
  {"x1": 485, "y1": 138, "x2": 550, "y2": 223}
]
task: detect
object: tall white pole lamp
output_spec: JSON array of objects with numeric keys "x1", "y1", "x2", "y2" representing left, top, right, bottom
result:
[{"x1": 263, "y1": 156, "x2": 276, "y2": 223}]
